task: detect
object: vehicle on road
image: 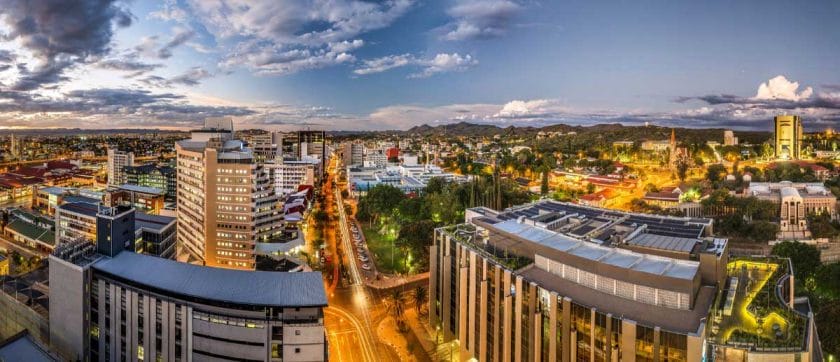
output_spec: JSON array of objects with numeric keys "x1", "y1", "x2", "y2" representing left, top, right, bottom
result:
[{"x1": 361, "y1": 264, "x2": 371, "y2": 270}]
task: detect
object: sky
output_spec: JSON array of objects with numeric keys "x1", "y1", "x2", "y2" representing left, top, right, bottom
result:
[{"x1": 0, "y1": 0, "x2": 839, "y2": 131}]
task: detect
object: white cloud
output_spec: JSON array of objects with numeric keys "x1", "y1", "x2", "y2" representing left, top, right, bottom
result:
[
  {"x1": 755, "y1": 75, "x2": 813, "y2": 101},
  {"x1": 442, "y1": 0, "x2": 522, "y2": 41},
  {"x1": 354, "y1": 53, "x2": 478, "y2": 78},
  {"x1": 493, "y1": 99, "x2": 560, "y2": 118},
  {"x1": 149, "y1": 0, "x2": 189, "y2": 23},
  {"x1": 183, "y1": 0, "x2": 413, "y2": 75}
]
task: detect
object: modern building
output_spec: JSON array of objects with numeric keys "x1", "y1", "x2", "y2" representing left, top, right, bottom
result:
[
  {"x1": 298, "y1": 130, "x2": 327, "y2": 178},
  {"x1": 266, "y1": 160, "x2": 317, "y2": 197},
  {"x1": 744, "y1": 181, "x2": 837, "y2": 240},
  {"x1": 48, "y1": 238, "x2": 328, "y2": 362},
  {"x1": 723, "y1": 130, "x2": 738, "y2": 146},
  {"x1": 175, "y1": 118, "x2": 283, "y2": 270},
  {"x1": 123, "y1": 163, "x2": 176, "y2": 202},
  {"x1": 342, "y1": 142, "x2": 364, "y2": 166},
  {"x1": 104, "y1": 184, "x2": 167, "y2": 214},
  {"x1": 107, "y1": 148, "x2": 134, "y2": 186},
  {"x1": 134, "y1": 212, "x2": 177, "y2": 259},
  {"x1": 55, "y1": 201, "x2": 177, "y2": 258},
  {"x1": 430, "y1": 200, "x2": 821, "y2": 361},
  {"x1": 775, "y1": 115, "x2": 803, "y2": 160}
]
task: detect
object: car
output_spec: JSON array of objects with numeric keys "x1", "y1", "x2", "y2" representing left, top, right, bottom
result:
[
  {"x1": 361, "y1": 264, "x2": 371, "y2": 270},
  {"x1": 358, "y1": 256, "x2": 369, "y2": 262}
]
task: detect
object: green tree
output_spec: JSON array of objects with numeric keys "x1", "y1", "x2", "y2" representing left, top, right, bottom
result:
[
  {"x1": 771, "y1": 241, "x2": 821, "y2": 283},
  {"x1": 706, "y1": 164, "x2": 727, "y2": 183},
  {"x1": 540, "y1": 170, "x2": 549, "y2": 195}
]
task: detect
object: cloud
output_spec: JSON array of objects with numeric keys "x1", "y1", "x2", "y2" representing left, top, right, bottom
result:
[
  {"x1": 0, "y1": 87, "x2": 255, "y2": 128},
  {"x1": 219, "y1": 40, "x2": 356, "y2": 76},
  {"x1": 493, "y1": 99, "x2": 564, "y2": 118},
  {"x1": 149, "y1": 0, "x2": 189, "y2": 23},
  {"x1": 0, "y1": 0, "x2": 133, "y2": 90},
  {"x1": 96, "y1": 59, "x2": 163, "y2": 77},
  {"x1": 169, "y1": 67, "x2": 212, "y2": 86},
  {"x1": 441, "y1": 0, "x2": 522, "y2": 41},
  {"x1": 354, "y1": 53, "x2": 478, "y2": 78},
  {"x1": 184, "y1": 0, "x2": 412, "y2": 75},
  {"x1": 354, "y1": 54, "x2": 414, "y2": 75},
  {"x1": 134, "y1": 27, "x2": 195, "y2": 59},
  {"x1": 409, "y1": 53, "x2": 478, "y2": 78},
  {"x1": 755, "y1": 75, "x2": 813, "y2": 101}
]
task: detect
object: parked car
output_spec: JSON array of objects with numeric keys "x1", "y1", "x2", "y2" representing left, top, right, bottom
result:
[{"x1": 361, "y1": 264, "x2": 371, "y2": 270}]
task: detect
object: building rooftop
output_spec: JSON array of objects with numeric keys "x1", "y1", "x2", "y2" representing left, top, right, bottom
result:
[
  {"x1": 117, "y1": 183, "x2": 166, "y2": 195},
  {"x1": 0, "y1": 330, "x2": 57, "y2": 361},
  {"x1": 92, "y1": 251, "x2": 327, "y2": 308},
  {"x1": 627, "y1": 233, "x2": 698, "y2": 253},
  {"x1": 135, "y1": 212, "x2": 175, "y2": 232},
  {"x1": 488, "y1": 219, "x2": 700, "y2": 280},
  {"x1": 57, "y1": 202, "x2": 99, "y2": 217}
]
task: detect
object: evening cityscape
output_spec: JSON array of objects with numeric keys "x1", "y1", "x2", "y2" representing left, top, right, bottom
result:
[{"x1": 0, "y1": 0, "x2": 839, "y2": 361}]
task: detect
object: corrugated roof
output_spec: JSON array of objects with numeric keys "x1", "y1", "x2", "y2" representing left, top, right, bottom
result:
[{"x1": 93, "y1": 251, "x2": 327, "y2": 307}]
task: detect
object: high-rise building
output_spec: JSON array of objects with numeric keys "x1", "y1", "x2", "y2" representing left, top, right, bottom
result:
[
  {"x1": 9, "y1": 134, "x2": 21, "y2": 159},
  {"x1": 723, "y1": 130, "x2": 738, "y2": 146},
  {"x1": 48, "y1": 234, "x2": 327, "y2": 362},
  {"x1": 774, "y1": 115, "x2": 803, "y2": 159},
  {"x1": 106, "y1": 148, "x2": 134, "y2": 186},
  {"x1": 123, "y1": 164, "x2": 176, "y2": 202},
  {"x1": 431, "y1": 200, "x2": 821, "y2": 362},
  {"x1": 298, "y1": 130, "x2": 327, "y2": 178},
  {"x1": 175, "y1": 118, "x2": 283, "y2": 270},
  {"x1": 342, "y1": 142, "x2": 364, "y2": 166}
]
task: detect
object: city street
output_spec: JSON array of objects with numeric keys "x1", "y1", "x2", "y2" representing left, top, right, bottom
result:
[{"x1": 318, "y1": 155, "x2": 401, "y2": 361}]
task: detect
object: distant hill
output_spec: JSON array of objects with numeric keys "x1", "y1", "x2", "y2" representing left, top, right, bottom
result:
[{"x1": 396, "y1": 122, "x2": 772, "y2": 144}]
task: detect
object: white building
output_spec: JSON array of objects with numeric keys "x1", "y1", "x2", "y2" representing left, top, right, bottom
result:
[
  {"x1": 745, "y1": 181, "x2": 837, "y2": 240},
  {"x1": 107, "y1": 148, "x2": 134, "y2": 186},
  {"x1": 266, "y1": 160, "x2": 317, "y2": 197}
]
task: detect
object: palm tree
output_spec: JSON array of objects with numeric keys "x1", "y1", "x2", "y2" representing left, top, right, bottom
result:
[
  {"x1": 412, "y1": 286, "x2": 428, "y2": 315},
  {"x1": 385, "y1": 289, "x2": 408, "y2": 331}
]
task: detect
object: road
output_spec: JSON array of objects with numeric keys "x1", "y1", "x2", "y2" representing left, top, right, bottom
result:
[{"x1": 319, "y1": 155, "x2": 399, "y2": 362}]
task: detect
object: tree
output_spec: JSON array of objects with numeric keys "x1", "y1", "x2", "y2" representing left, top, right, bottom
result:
[
  {"x1": 385, "y1": 289, "x2": 408, "y2": 331},
  {"x1": 706, "y1": 164, "x2": 727, "y2": 183},
  {"x1": 540, "y1": 170, "x2": 549, "y2": 195},
  {"x1": 675, "y1": 157, "x2": 690, "y2": 182},
  {"x1": 412, "y1": 286, "x2": 428, "y2": 315},
  {"x1": 771, "y1": 241, "x2": 821, "y2": 283}
]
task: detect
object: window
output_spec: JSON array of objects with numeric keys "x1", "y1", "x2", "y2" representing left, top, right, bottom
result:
[
  {"x1": 295, "y1": 330, "x2": 301, "y2": 336},
  {"x1": 295, "y1": 348, "x2": 301, "y2": 353}
]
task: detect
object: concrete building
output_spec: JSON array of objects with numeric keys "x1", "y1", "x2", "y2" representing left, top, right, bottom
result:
[
  {"x1": 266, "y1": 160, "x2": 316, "y2": 197},
  {"x1": 107, "y1": 148, "x2": 134, "y2": 186},
  {"x1": 104, "y1": 184, "x2": 167, "y2": 214},
  {"x1": 48, "y1": 238, "x2": 328, "y2": 362},
  {"x1": 723, "y1": 130, "x2": 738, "y2": 146},
  {"x1": 123, "y1": 164, "x2": 176, "y2": 202},
  {"x1": 175, "y1": 119, "x2": 283, "y2": 270},
  {"x1": 775, "y1": 115, "x2": 803, "y2": 160},
  {"x1": 745, "y1": 181, "x2": 836, "y2": 240},
  {"x1": 342, "y1": 142, "x2": 364, "y2": 166},
  {"x1": 431, "y1": 200, "x2": 821, "y2": 362}
]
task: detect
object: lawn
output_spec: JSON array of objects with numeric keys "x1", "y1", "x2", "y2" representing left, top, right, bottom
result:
[{"x1": 361, "y1": 223, "x2": 411, "y2": 275}]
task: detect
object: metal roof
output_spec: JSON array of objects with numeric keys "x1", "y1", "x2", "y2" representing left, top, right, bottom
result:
[
  {"x1": 92, "y1": 251, "x2": 327, "y2": 307},
  {"x1": 627, "y1": 233, "x2": 698, "y2": 253}
]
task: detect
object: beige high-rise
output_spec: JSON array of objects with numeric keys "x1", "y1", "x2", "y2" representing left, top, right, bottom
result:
[
  {"x1": 774, "y1": 115, "x2": 803, "y2": 159},
  {"x1": 176, "y1": 118, "x2": 283, "y2": 270}
]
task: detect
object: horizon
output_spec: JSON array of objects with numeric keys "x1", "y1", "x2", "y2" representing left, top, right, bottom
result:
[{"x1": 1, "y1": 1, "x2": 839, "y2": 131}]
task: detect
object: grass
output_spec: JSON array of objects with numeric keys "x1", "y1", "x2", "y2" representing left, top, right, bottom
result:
[{"x1": 361, "y1": 223, "x2": 411, "y2": 275}]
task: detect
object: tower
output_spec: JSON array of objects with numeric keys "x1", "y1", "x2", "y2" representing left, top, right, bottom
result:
[{"x1": 774, "y1": 115, "x2": 802, "y2": 160}]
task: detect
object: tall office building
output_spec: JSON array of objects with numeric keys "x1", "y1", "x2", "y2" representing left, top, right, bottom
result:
[
  {"x1": 175, "y1": 118, "x2": 283, "y2": 270},
  {"x1": 723, "y1": 130, "x2": 738, "y2": 146},
  {"x1": 107, "y1": 148, "x2": 134, "y2": 186},
  {"x1": 298, "y1": 130, "x2": 326, "y2": 178},
  {"x1": 48, "y1": 232, "x2": 327, "y2": 362},
  {"x1": 342, "y1": 142, "x2": 364, "y2": 166},
  {"x1": 774, "y1": 115, "x2": 803, "y2": 160}
]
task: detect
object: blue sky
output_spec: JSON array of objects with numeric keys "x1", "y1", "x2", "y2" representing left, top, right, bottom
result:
[{"x1": 0, "y1": 0, "x2": 839, "y2": 130}]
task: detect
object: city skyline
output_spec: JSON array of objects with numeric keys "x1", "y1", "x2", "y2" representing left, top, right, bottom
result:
[{"x1": 0, "y1": 0, "x2": 839, "y2": 131}]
